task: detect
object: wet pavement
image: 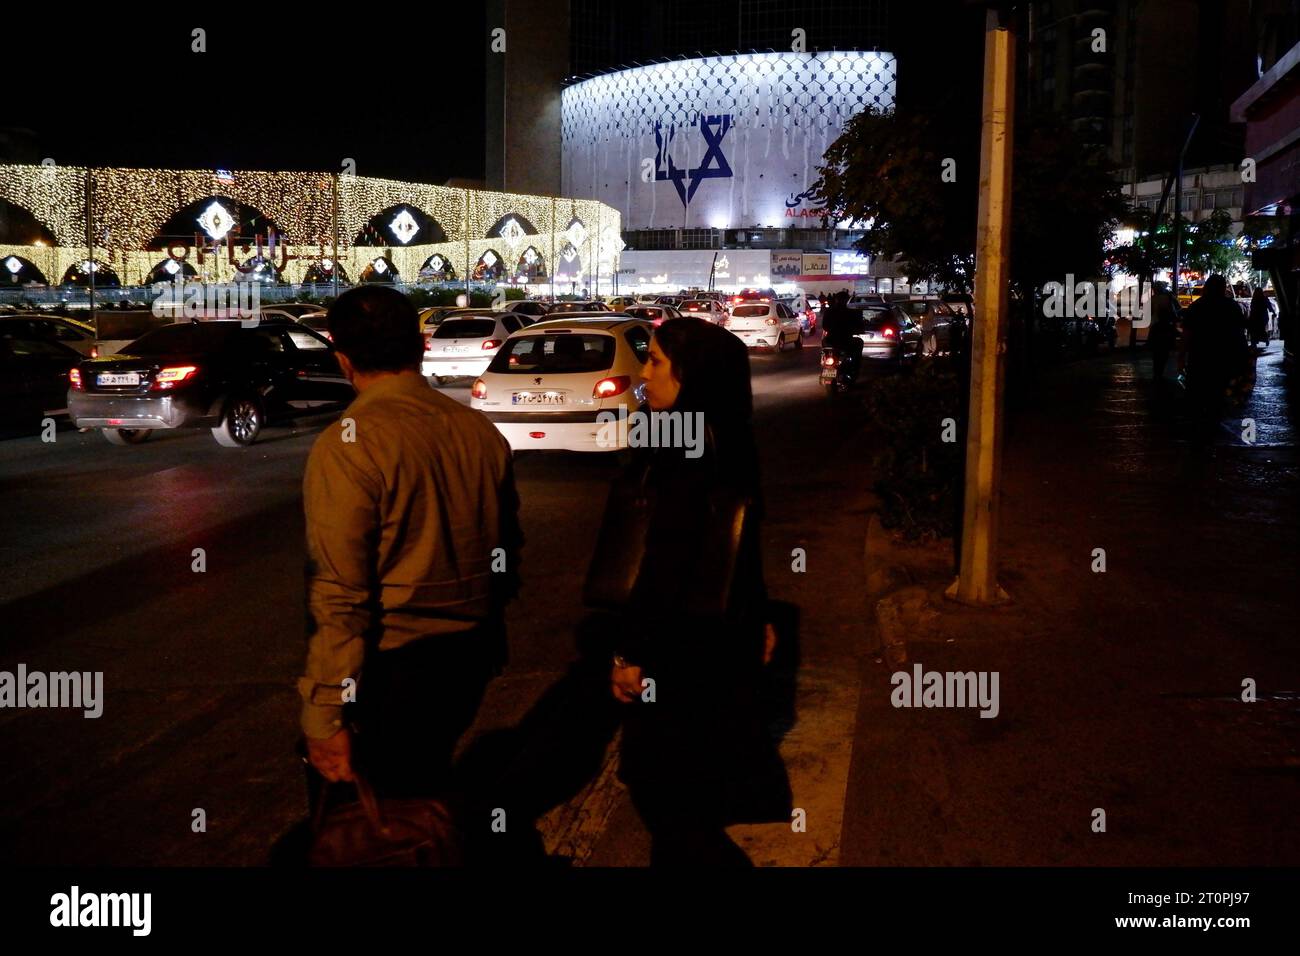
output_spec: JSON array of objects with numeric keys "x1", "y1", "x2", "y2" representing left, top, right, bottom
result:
[{"x1": 843, "y1": 341, "x2": 1300, "y2": 866}]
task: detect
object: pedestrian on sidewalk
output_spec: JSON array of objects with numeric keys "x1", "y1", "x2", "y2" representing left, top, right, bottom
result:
[
  {"x1": 1249, "y1": 287, "x2": 1276, "y2": 347},
  {"x1": 1148, "y1": 280, "x2": 1180, "y2": 385},
  {"x1": 298, "y1": 286, "x2": 522, "y2": 816},
  {"x1": 1180, "y1": 274, "x2": 1250, "y2": 410},
  {"x1": 590, "y1": 317, "x2": 790, "y2": 866}
]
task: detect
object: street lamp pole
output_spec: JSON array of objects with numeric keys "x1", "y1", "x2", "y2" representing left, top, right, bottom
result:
[
  {"x1": 949, "y1": 6, "x2": 1016, "y2": 606},
  {"x1": 1171, "y1": 113, "x2": 1200, "y2": 301}
]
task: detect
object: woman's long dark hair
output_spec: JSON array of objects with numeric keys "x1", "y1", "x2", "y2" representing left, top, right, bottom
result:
[{"x1": 651, "y1": 317, "x2": 759, "y2": 490}]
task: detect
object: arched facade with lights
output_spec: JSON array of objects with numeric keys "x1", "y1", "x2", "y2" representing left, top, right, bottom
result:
[{"x1": 0, "y1": 164, "x2": 622, "y2": 293}]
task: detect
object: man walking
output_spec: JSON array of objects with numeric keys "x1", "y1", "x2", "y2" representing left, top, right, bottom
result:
[
  {"x1": 299, "y1": 286, "x2": 521, "y2": 801},
  {"x1": 1180, "y1": 274, "x2": 1249, "y2": 410},
  {"x1": 1148, "y1": 281, "x2": 1180, "y2": 386}
]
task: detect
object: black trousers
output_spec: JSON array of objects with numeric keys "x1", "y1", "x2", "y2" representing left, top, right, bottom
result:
[
  {"x1": 1152, "y1": 348, "x2": 1170, "y2": 383},
  {"x1": 306, "y1": 625, "x2": 497, "y2": 810}
]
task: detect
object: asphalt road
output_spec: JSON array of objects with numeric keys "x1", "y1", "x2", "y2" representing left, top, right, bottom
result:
[{"x1": 0, "y1": 340, "x2": 878, "y2": 865}]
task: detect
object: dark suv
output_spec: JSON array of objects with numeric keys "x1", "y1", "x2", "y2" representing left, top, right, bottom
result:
[{"x1": 68, "y1": 319, "x2": 352, "y2": 446}]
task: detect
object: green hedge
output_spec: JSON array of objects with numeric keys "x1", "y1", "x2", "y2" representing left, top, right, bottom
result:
[{"x1": 863, "y1": 357, "x2": 965, "y2": 541}]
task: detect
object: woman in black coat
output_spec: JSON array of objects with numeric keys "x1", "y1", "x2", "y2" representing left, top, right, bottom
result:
[{"x1": 595, "y1": 317, "x2": 790, "y2": 866}]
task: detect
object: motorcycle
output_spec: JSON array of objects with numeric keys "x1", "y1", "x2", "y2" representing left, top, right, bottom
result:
[{"x1": 819, "y1": 338, "x2": 862, "y2": 397}]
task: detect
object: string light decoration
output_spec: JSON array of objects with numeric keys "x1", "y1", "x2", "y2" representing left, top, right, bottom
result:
[{"x1": 0, "y1": 164, "x2": 620, "y2": 291}]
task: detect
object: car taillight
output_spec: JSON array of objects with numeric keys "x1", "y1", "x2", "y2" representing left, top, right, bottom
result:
[
  {"x1": 471, "y1": 378, "x2": 487, "y2": 399},
  {"x1": 69, "y1": 368, "x2": 83, "y2": 389},
  {"x1": 882, "y1": 327, "x2": 896, "y2": 338},
  {"x1": 765, "y1": 317, "x2": 779, "y2": 326},
  {"x1": 482, "y1": 339, "x2": 503, "y2": 351},
  {"x1": 821, "y1": 353, "x2": 838, "y2": 368},
  {"x1": 151, "y1": 365, "x2": 199, "y2": 390},
  {"x1": 90, "y1": 346, "x2": 99, "y2": 359},
  {"x1": 593, "y1": 375, "x2": 631, "y2": 399},
  {"x1": 424, "y1": 336, "x2": 432, "y2": 350}
]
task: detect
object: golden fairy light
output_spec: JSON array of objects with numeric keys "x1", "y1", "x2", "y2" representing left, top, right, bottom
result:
[{"x1": 0, "y1": 164, "x2": 619, "y2": 288}]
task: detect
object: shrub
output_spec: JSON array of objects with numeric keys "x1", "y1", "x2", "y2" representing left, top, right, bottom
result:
[{"x1": 863, "y1": 357, "x2": 965, "y2": 540}]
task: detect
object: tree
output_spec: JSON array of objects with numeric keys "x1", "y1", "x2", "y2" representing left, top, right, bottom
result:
[
  {"x1": 1108, "y1": 207, "x2": 1250, "y2": 282},
  {"x1": 815, "y1": 109, "x2": 978, "y2": 290},
  {"x1": 815, "y1": 109, "x2": 1126, "y2": 296}
]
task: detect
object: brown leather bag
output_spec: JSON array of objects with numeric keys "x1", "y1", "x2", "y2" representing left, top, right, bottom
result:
[{"x1": 308, "y1": 775, "x2": 463, "y2": 867}]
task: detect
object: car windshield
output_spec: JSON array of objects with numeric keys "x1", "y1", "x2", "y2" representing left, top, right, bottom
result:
[
  {"x1": 433, "y1": 319, "x2": 496, "y2": 339},
  {"x1": 487, "y1": 332, "x2": 615, "y2": 374},
  {"x1": 732, "y1": 305, "x2": 771, "y2": 317},
  {"x1": 126, "y1": 322, "x2": 240, "y2": 354}
]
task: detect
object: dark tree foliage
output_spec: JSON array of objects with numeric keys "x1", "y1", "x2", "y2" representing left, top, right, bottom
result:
[{"x1": 815, "y1": 108, "x2": 1127, "y2": 296}]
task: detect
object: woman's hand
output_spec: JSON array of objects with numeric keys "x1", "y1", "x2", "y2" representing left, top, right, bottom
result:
[{"x1": 611, "y1": 660, "x2": 644, "y2": 703}]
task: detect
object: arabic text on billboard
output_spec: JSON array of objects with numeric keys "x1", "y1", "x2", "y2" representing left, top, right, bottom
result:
[
  {"x1": 832, "y1": 251, "x2": 871, "y2": 275},
  {"x1": 802, "y1": 253, "x2": 830, "y2": 276},
  {"x1": 770, "y1": 251, "x2": 802, "y2": 277}
]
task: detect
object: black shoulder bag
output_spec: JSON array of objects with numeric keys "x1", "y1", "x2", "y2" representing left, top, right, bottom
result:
[{"x1": 582, "y1": 436, "x2": 750, "y2": 617}]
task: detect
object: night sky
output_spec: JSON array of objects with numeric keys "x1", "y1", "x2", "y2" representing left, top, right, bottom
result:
[
  {"x1": 3, "y1": 5, "x2": 987, "y2": 184},
  {"x1": 2, "y1": 11, "x2": 488, "y2": 183}
]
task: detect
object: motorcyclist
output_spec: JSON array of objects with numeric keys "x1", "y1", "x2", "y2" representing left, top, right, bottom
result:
[{"x1": 820, "y1": 290, "x2": 866, "y2": 380}]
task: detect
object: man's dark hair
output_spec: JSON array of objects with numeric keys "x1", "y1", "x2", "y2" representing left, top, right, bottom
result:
[
  {"x1": 327, "y1": 286, "x2": 423, "y2": 372},
  {"x1": 1202, "y1": 275, "x2": 1228, "y2": 299}
]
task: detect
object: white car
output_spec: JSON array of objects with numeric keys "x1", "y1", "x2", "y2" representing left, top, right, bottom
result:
[
  {"x1": 623, "y1": 304, "x2": 682, "y2": 327},
  {"x1": 423, "y1": 312, "x2": 534, "y2": 383},
  {"x1": 497, "y1": 300, "x2": 550, "y2": 319},
  {"x1": 722, "y1": 301, "x2": 804, "y2": 350},
  {"x1": 678, "y1": 298, "x2": 728, "y2": 323},
  {"x1": 470, "y1": 315, "x2": 653, "y2": 452}
]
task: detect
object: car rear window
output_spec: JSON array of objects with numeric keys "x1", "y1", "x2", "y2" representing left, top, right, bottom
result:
[
  {"x1": 126, "y1": 322, "x2": 240, "y2": 354},
  {"x1": 732, "y1": 305, "x2": 772, "y2": 317},
  {"x1": 682, "y1": 301, "x2": 712, "y2": 311},
  {"x1": 433, "y1": 319, "x2": 496, "y2": 339},
  {"x1": 487, "y1": 332, "x2": 615, "y2": 374},
  {"x1": 286, "y1": 328, "x2": 329, "y2": 350},
  {"x1": 626, "y1": 307, "x2": 663, "y2": 319}
]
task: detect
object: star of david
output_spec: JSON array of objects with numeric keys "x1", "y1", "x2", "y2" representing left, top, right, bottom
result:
[{"x1": 654, "y1": 113, "x2": 734, "y2": 208}]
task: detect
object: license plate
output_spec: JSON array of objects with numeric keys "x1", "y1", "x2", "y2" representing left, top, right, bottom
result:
[
  {"x1": 97, "y1": 372, "x2": 140, "y2": 386},
  {"x1": 443, "y1": 346, "x2": 469, "y2": 353},
  {"x1": 512, "y1": 391, "x2": 565, "y2": 406}
]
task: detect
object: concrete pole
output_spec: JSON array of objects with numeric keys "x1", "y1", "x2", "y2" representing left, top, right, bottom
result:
[{"x1": 948, "y1": 8, "x2": 1015, "y2": 606}]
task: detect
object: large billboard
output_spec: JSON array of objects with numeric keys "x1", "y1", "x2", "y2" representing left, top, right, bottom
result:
[{"x1": 562, "y1": 52, "x2": 897, "y2": 232}]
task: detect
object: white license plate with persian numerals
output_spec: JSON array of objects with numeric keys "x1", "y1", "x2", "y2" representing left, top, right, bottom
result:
[
  {"x1": 97, "y1": 372, "x2": 140, "y2": 386},
  {"x1": 512, "y1": 391, "x2": 565, "y2": 406}
]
